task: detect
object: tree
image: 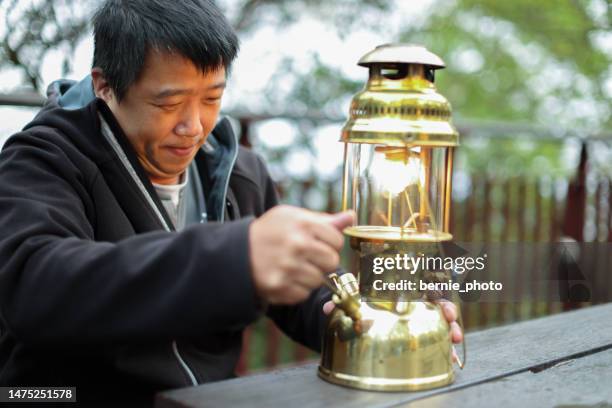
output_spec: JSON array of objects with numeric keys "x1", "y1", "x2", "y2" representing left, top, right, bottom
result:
[{"x1": 0, "y1": 0, "x2": 93, "y2": 90}]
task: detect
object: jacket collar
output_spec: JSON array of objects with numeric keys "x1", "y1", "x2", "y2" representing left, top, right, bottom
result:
[{"x1": 96, "y1": 99, "x2": 177, "y2": 231}]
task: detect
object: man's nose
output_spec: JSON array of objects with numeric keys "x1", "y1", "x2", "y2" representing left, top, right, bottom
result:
[{"x1": 175, "y1": 106, "x2": 204, "y2": 138}]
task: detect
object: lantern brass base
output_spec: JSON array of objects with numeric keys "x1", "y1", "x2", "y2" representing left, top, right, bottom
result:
[
  {"x1": 319, "y1": 301, "x2": 455, "y2": 392},
  {"x1": 318, "y1": 366, "x2": 453, "y2": 392}
]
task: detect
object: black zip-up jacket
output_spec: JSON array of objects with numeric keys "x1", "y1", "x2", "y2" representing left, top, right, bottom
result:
[{"x1": 0, "y1": 95, "x2": 330, "y2": 405}]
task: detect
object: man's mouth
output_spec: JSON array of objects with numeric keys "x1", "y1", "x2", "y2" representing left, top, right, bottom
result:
[{"x1": 165, "y1": 144, "x2": 197, "y2": 157}]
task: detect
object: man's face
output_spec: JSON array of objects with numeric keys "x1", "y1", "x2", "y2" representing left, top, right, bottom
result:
[{"x1": 95, "y1": 50, "x2": 226, "y2": 185}]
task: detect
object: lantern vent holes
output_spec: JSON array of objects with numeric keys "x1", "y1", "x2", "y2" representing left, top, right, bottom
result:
[
  {"x1": 373, "y1": 65, "x2": 435, "y2": 83},
  {"x1": 425, "y1": 68, "x2": 435, "y2": 83},
  {"x1": 350, "y1": 104, "x2": 450, "y2": 119},
  {"x1": 379, "y1": 66, "x2": 408, "y2": 80}
]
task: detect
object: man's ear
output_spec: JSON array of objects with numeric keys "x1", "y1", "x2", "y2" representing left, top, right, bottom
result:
[{"x1": 91, "y1": 68, "x2": 115, "y2": 104}]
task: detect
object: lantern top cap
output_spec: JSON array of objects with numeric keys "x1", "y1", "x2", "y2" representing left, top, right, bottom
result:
[{"x1": 358, "y1": 43, "x2": 446, "y2": 69}]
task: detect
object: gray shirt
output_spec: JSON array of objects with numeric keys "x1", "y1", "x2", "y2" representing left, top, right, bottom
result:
[{"x1": 153, "y1": 161, "x2": 207, "y2": 230}]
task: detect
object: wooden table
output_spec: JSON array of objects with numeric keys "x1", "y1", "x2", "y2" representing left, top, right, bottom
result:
[{"x1": 156, "y1": 303, "x2": 612, "y2": 407}]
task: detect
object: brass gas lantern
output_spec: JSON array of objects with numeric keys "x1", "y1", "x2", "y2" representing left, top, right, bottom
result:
[{"x1": 319, "y1": 44, "x2": 462, "y2": 391}]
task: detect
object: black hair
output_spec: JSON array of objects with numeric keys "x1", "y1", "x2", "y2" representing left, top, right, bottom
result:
[{"x1": 92, "y1": 0, "x2": 239, "y2": 101}]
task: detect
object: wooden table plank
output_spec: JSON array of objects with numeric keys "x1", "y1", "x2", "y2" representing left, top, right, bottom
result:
[
  {"x1": 410, "y1": 348, "x2": 612, "y2": 408},
  {"x1": 156, "y1": 303, "x2": 612, "y2": 408}
]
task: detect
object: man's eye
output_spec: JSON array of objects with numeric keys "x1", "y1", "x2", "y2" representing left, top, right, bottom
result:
[
  {"x1": 154, "y1": 103, "x2": 181, "y2": 111},
  {"x1": 203, "y1": 97, "x2": 221, "y2": 105}
]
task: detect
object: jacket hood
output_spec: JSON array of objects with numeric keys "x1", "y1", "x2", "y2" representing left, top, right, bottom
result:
[{"x1": 47, "y1": 76, "x2": 96, "y2": 110}]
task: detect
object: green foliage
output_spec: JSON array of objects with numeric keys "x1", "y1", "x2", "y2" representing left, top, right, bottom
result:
[
  {"x1": 418, "y1": 0, "x2": 611, "y2": 177},
  {"x1": 461, "y1": 0, "x2": 610, "y2": 78},
  {"x1": 422, "y1": 0, "x2": 611, "y2": 129}
]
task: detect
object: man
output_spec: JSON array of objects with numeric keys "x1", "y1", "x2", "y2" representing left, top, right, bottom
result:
[{"x1": 0, "y1": 0, "x2": 462, "y2": 404}]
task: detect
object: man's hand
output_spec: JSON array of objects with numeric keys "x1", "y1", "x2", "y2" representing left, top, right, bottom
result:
[{"x1": 249, "y1": 205, "x2": 354, "y2": 305}]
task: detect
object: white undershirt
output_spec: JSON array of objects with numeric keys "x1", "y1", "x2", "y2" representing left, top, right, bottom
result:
[{"x1": 153, "y1": 171, "x2": 188, "y2": 228}]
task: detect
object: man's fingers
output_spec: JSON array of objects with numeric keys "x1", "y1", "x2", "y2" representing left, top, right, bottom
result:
[
  {"x1": 328, "y1": 211, "x2": 355, "y2": 231},
  {"x1": 307, "y1": 210, "x2": 354, "y2": 251},
  {"x1": 438, "y1": 300, "x2": 463, "y2": 343},
  {"x1": 293, "y1": 261, "x2": 325, "y2": 289},
  {"x1": 450, "y1": 321, "x2": 463, "y2": 343},
  {"x1": 439, "y1": 300, "x2": 458, "y2": 322},
  {"x1": 322, "y1": 300, "x2": 335, "y2": 315},
  {"x1": 303, "y1": 239, "x2": 340, "y2": 272},
  {"x1": 298, "y1": 210, "x2": 354, "y2": 252},
  {"x1": 308, "y1": 220, "x2": 345, "y2": 251}
]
